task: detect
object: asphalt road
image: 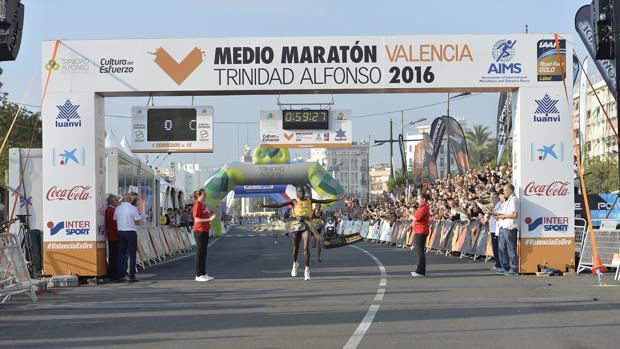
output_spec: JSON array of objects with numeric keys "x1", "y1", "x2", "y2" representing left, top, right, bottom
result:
[{"x1": 2, "y1": 225, "x2": 620, "y2": 349}]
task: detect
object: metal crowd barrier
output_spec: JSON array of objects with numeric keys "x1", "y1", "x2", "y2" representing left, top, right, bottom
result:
[
  {"x1": 577, "y1": 219, "x2": 620, "y2": 274},
  {"x1": 339, "y1": 219, "x2": 493, "y2": 258},
  {"x1": 134, "y1": 226, "x2": 197, "y2": 269},
  {"x1": 0, "y1": 233, "x2": 37, "y2": 303}
]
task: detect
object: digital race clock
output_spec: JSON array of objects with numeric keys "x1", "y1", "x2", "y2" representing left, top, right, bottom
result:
[
  {"x1": 132, "y1": 106, "x2": 214, "y2": 153},
  {"x1": 147, "y1": 108, "x2": 197, "y2": 142},
  {"x1": 282, "y1": 110, "x2": 329, "y2": 130}
]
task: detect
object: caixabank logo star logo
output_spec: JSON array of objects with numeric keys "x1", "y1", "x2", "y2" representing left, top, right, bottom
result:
[{"x1": 149, "y1": 47, "x2": 205, "y2": 85}]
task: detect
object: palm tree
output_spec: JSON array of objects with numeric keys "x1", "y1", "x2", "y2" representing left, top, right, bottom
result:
[{"x1": 465, "y1": 124, "x2": 495, "y2": 168}]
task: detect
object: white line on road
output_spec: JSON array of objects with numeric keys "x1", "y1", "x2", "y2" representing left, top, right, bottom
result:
[{"x1": 343, "y1": 244, "x2": 387, "y2": 349}]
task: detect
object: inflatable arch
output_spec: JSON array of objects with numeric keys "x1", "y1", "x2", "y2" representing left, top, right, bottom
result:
[{"x1": 203, "y1": 148, "x2": 344, "y2": 234}]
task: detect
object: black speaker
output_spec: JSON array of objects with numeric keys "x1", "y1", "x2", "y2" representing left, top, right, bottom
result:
[{"x1": 0, "y1": 0, "x2": 24, "y2": 61}]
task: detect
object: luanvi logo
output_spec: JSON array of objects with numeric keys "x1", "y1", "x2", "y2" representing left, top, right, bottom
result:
[{"x1": 149, "y1": 47, "x2": 205, "y2": 85}]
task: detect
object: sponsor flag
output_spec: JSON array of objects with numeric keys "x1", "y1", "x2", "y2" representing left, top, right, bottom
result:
[
  {"x1": 578, "y1": 57, "x2": 588, "y2": 165},
  {"x1": 398, "y1": 134, "x2": 407, "y2": 178},
  {"x1": 412, "y1": 134, "x2": 438, "y2": 184},
  {"x1": 572, "y1": 53, "x2": 580, "y2": 87},
  {"x1": 575, "y1": 5, "x2": 617, "y2": 100},
  {"x1": 444, "y1": 116, "x2": 470, "y2": 175},
  {"x1": 429, "y1": 117, "x2": 446, "y2": 161},
  {"x1": 496, "y1": 92, "x2": 513, "y2": 164}
]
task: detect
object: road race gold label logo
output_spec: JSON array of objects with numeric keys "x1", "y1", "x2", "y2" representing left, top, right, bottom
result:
[
  {"x1": 149, "y1": 47, "x2": 205, "y2": 85},
  {"x1": 537, "y1": 39, "x2": 565, "y2": 82}
]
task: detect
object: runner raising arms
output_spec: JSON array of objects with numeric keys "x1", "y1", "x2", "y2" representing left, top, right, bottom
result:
[{"x1": 259, "y1": 185, "x2": 341, "y2": 280}]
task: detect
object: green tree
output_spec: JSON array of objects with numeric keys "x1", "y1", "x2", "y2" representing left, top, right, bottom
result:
[
  {"x1": 386, "y1": 169, "x2": 407, "y2": 193},
  {"x1": 0, "y1": 93, "x2": 41, "y2": 188},
  {"x1": 465, "y1": 124, "x2": 495, "y2": 168},
  {"x1": 583, "y1": 156, "x2": 619, "y2": 194}
]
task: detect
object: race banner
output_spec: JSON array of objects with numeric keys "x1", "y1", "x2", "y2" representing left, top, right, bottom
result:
[
  {"x1": 412, "y1": 133, "x2": 438, "y2": 184},
  {"x1": 575, "y1": 4, "x2": 617, "y2": 100},
  {"x1": 572, "y1": 53, "x2": 580, "y2": 87},
  {"x1": 444, "y1": 116, "x2": 470, "y2": 175},
  {"x1": 496, "y1": 92, "x2": 513, "y2": 164},
  {"x1": 322, "y1": 233, "x2": 362, "y2": 249},
  {"x1": 429, "y1": 117, "x2": 446, "y2": 160}
]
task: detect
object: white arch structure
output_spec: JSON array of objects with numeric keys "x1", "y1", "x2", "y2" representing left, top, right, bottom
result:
[{"x1": 41, "y1": 34, "x2": 573, "y2": 276}]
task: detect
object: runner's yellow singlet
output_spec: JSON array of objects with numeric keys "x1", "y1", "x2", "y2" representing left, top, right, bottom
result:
[{"x1": 293, "y1": 198, "x2": 313, "y2": 218}]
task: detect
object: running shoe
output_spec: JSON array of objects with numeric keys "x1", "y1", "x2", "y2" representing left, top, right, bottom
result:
[
  {"x1": 503, "y1": 271, "x2": 518, "y2": 276},
  {"x1": 204, "y1": 274, "x2": 215, "y2": 281},
  {"x1": 195, "y1": 275, "x2": 209, "y2": 282},
  {"x1": 304, "y1": 267, "x2": 311, "y2": 280},
  {"x1": 291, "y1": 262, "x2": 299, "y2": 277},
  {"x1": 411, "y1": 272, "x2": 425, "y2": 277}
]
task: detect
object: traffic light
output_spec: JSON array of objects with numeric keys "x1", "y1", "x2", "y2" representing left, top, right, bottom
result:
[
  {"x1": 592, "y1": 0, "x2": 614, "y2": 60},
  {"x1": 0, "y1": 0, "x2": 23, "y2": 61}
]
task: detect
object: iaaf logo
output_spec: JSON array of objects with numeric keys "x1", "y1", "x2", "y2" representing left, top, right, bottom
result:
[
  {"x1": 46, "y1": 185, "x2": 92, "y2": 201},
  {"x1": 47, "y1": 220, "x2": 91, "y2": 236},
  {"x1": 524, "y1": 216, "x2": 569, "y2": 232},
  {"x1": 523, "y1": 181, "x2": 569, "y2": 197},
  {"x1": 149, "y1": 47, "x2": 205, "y2": 85}
]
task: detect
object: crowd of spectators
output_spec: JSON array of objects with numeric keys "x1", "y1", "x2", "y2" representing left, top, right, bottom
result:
[{"x1": 329, "y1": 164, "x2": 513, "y2": 226}]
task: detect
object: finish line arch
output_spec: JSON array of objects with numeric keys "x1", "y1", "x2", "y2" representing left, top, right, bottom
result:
[
  {"x1": 204, "y1": 147, "x2": 344, "y2": 234},
  {"x1": 41, "y1": 34, "x2": 574, "y2": 276}
]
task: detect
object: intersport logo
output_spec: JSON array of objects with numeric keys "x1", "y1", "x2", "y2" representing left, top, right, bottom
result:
[
  {"x1": 523, "y1": 181, "x2": 569, "y2": 197},
  {"x1": 46, "y1": 185, "x2": 92, "y2": 201}
]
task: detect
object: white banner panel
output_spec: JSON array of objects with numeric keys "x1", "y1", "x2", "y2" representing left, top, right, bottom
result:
[
  {"x1": 42, "y1": 35, "x2": 571, "y2": 94},
  {"x1": 131, "y1": 106, "x2": 213, "y2": 153},
  {"x1": 260, "y1": 109, "x2": 352, "y2": 148}
]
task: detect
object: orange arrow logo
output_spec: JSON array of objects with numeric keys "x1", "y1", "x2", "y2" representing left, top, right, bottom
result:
[
  {"x1": 149, "y1": 47, "x2": 204, "y2": 85},
  {"x1": 284, "y1": 133, "x2": 294, "y2": 141}
]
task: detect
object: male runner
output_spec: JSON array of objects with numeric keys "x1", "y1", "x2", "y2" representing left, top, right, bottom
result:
[
  {"x1": 311, "y1": 206, "x2": 324, "y2": 263},
  {"x1": 259, "y1": 185, "x2": 340, "y2": 280}
]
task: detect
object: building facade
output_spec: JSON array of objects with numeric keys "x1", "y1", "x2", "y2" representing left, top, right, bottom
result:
[
  {"x1": 572, "y1": 79, "x2": 617, "y2": 161},
  {"x1": 310, "y1": 140, "x2": 370, "y2": 202},
  {"x1": 369, "y1": 164, "x2": 390, "y2": 198}
]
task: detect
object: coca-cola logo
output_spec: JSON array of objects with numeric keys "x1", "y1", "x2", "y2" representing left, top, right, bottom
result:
[
  {"x1": 46, "y1": 185, "x2": 92, "y2": 201},
  {"x1": 523, "y1": 181, "x2": 569, "y2": 197}
]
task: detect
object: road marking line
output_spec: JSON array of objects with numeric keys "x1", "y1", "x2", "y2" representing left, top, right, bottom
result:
[{"x1": 344, "y1": 244, "x2": 387, "y2": 349}]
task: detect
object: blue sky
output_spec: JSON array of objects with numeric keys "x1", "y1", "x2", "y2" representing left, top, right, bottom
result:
[{"x1": 1, "y1": 0, "x2": 591, "y2": 168}]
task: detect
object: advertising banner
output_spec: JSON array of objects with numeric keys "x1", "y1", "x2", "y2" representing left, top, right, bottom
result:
[
  {"x1": 260, "y1": 109, "x2": 352, "y2": 148},
  {"x1": 444, "y1": 116, "x2": 470, "y2": 174},
  {"x1": 429, "y1": 117, "x2": 446, "y2": 161},
  {"x1": 43, "y1": 35, "x2": 572, "y2": 95},
  {"x1": 514, "y1": 86, "x2": 575, "y2": 272},
  {"x1": 496, "y1": 92, "x2": 512, "y2": 163}
]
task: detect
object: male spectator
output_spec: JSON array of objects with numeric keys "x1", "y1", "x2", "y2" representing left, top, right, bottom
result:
[
  {"x1": 481, "y1": 192, "x2": 503, "y2": 272},
  {"x1": 495, "y1": 184, "x2": 519, "y2": 276},
  {"x1": 105, "y1": 194, "x2": 120, "y2": 281},
  {"x1": 114, "y1": 193, "x2": 141, "y2": 282}
]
